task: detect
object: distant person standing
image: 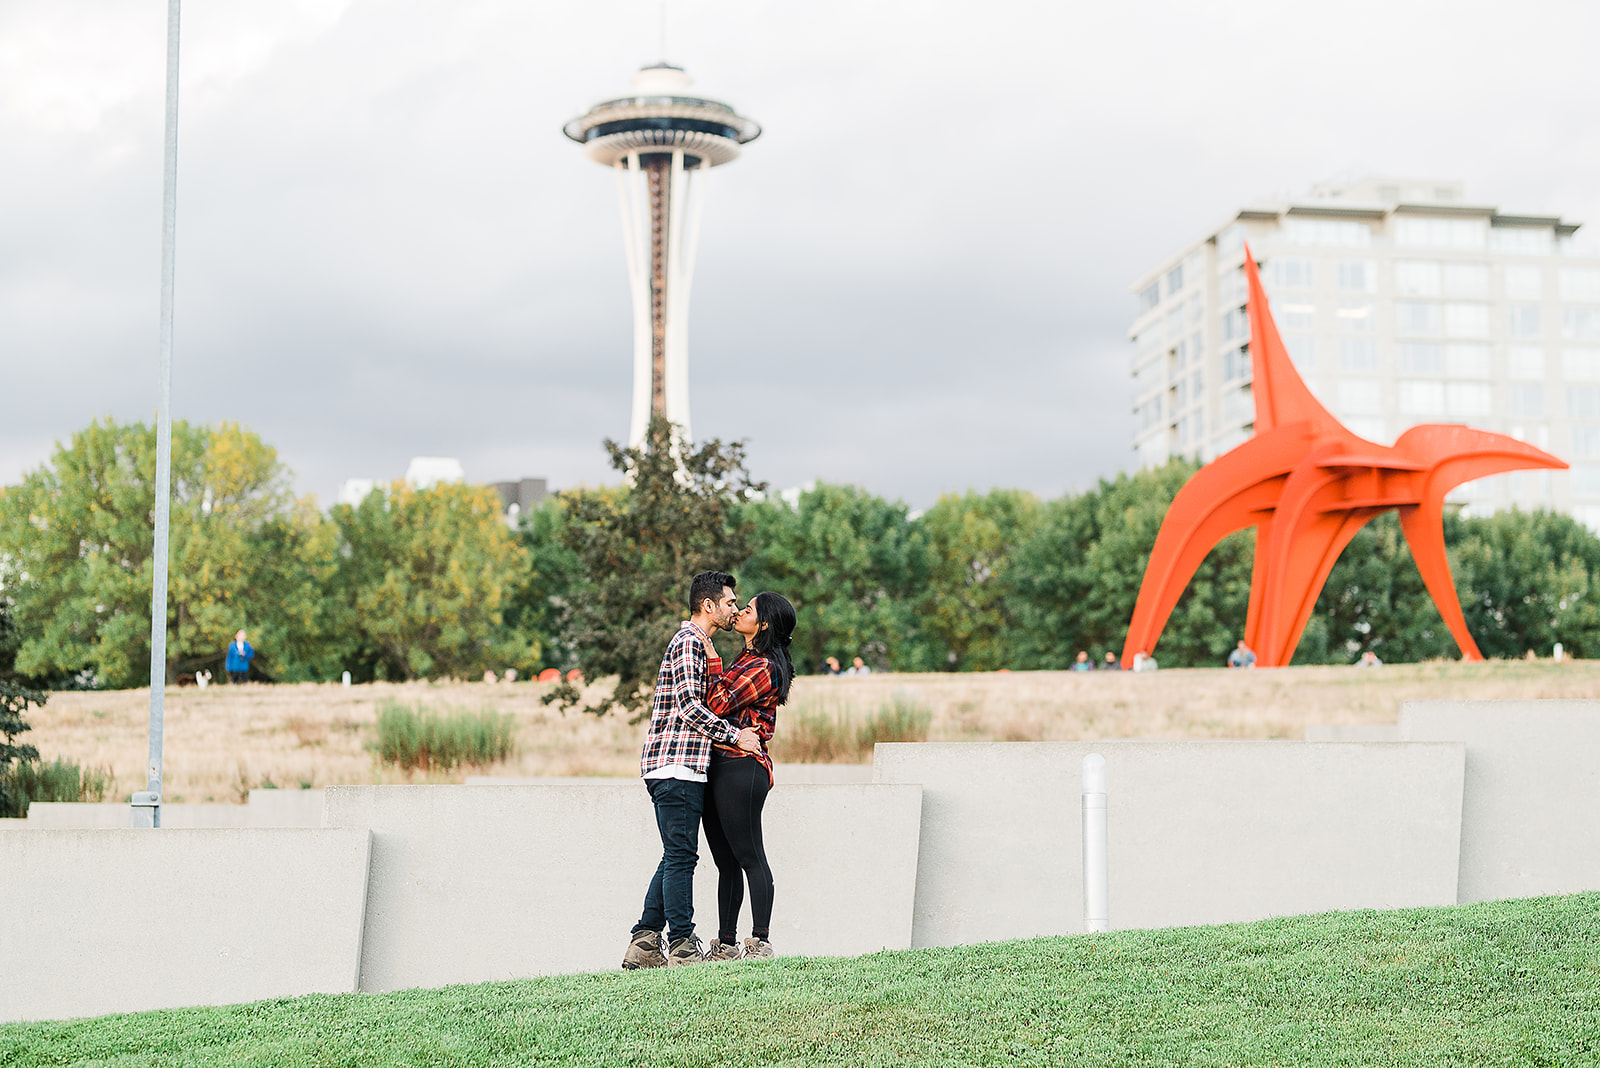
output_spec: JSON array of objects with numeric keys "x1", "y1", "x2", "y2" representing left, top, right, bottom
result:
[
  {"x1": 1357, "y1": 650, "x2": 1382, "y2": 668},
  {"x1": 846, "y1": 656, "x2": 871, "y2": 676},
  {"x1": 1132, "y1": 649, "x2": 1158, "y2": 672},
  {"x1": 1070, "y1": 651, "x2": 1093, "y2": 671},
  {"x1": 1100, "y1": 651, "x2": 1119, "y2": 671},
  {"x1": 1227, "y1": 640, "x2": 1256, "y2": 669},
  {"x1": 226, "y1": 630, "x2": 255, "y2": 684},
  {"x1": 820, "y1": 656, "x2": 841, "y2": 676}
]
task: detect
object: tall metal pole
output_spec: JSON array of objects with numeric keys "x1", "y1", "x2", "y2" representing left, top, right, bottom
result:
[{"x1": 132, "y1": 0, "x2": 182, "y2": 830}]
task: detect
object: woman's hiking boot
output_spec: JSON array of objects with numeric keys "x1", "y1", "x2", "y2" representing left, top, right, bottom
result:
[
  {"x1": 621, "y1": 929, "x2": 666, "y2": 970},
  {"x1": 706, "y1": 937, "x2": 742, "y2": 962},
  {"x1": 742, "y1": 936, "x2": 775, "y2": 960}
]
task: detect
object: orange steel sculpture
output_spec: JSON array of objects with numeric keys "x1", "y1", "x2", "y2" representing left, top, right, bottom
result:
[{"x1": 1121, "y1": 245, "x2": 1567, "y2": 668}]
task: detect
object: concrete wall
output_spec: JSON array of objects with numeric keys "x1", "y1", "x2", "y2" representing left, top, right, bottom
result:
[
  {"x1": 0, "y1": 829, "x2": 370, "y2": 1023},
  {"x1": 874, "y1": 740, "x2": 1464, "y2": 946},
  {"x1": 1400, "y1": 699, "x2": 1600, "y2": 903},
  {"x1": 1305, "y1": 724, "x2": 1400, "y2": 742},
  {"x1": 10, "y1": 789, "x2": 325, "y2": 830},
  {"x1": 463, "y1": 764, "x2": 875, "y2": 787},
  {"x1": 325, "y1": 782, "x2": 922, "y2": 993}
]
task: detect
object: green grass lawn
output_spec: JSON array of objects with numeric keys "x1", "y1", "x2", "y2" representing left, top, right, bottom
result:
[{"x1": 6, "y1": 894, "x2": 1599, "y2": 1067}]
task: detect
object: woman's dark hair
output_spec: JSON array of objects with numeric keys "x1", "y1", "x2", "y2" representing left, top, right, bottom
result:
[{"x1": 748, "y1": 592, "x2": 796, "y2": 705}]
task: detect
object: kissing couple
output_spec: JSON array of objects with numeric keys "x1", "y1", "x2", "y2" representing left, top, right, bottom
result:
[{"x1": 622, "y1": 570, "x2": 797, "y2": 967}]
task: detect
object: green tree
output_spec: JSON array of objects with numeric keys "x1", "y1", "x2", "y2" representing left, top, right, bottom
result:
[
  {"x1": 545, "y1": 416, "x2": 764, "y2": 718},
  {"x1": 741, "y1": 483, "x2": 931, "y2": 673},
  {"x1": 0, "y1": 418, "x2": 332, "y2": 687},
  {"x1": 329, "y1": 480, "x2": 533, "y2": 681},
  {"x1": 0, "y1": 680, "x2": 44, "y2": 817},
  {"x1": 915, "y1": 489, "x2": 1041, "y2": 671},
  {"x1": 503, "y1": 496, "x2": 586, "y2": 674}
]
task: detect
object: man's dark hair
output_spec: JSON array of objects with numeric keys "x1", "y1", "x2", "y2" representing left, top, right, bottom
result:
[{"x1": 688, "y1": 571, "x2": 736, "y2": 617}]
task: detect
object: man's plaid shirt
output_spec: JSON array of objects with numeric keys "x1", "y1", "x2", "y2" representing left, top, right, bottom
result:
[{"x1": 639, "y1": 621, "x2": 741, "y2": 777}]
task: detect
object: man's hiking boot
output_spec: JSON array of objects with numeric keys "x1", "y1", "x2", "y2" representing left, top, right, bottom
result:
[
  {"x1": 621, "y1": 929, "x2": 666, "y2": 970},
  {"x1": 706, "y1": 937, "x2": 742, "y2": 962},
  {"x1": 742, "y1": 936, "x2": 775, "y2": 960},
  {"x1": 666, "y1": 934, "x2": 708, "y2": 966}
]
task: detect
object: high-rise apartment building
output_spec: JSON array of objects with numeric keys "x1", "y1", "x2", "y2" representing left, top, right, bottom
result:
[{"x1": 1128, "y1": 178, "x2": 1600, "y2": 528}]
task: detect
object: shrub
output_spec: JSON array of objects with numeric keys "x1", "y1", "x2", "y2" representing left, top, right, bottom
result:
[
  {"x1": 771, "y1": 691, "x2": 932, "y2": 764},
  {"x1": 857, "y1": 691, "x2": 933, "y2": 747},
  {"x1": 373, "y1": 700, "x2": 516, "y2": 772},
  {"x1": 0, "y1": 757, "x2": 112, "y2": 817}
]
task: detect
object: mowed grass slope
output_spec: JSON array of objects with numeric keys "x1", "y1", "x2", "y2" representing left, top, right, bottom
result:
[{"x1": 6, "y1": 895, "x2": 1598, "y2": 1068}]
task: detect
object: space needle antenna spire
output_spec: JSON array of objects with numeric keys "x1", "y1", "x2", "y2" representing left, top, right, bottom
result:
[{"x1": 564, "y1": 63, "x2": 760, "y2": 448}]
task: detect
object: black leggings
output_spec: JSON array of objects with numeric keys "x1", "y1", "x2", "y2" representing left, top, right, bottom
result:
[{"x1": 702, "y1": 749, "x2": 774, "y2": 942}]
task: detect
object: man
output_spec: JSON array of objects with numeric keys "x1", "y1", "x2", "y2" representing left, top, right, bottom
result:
[
  {"x1": 1099, "y1": 650, "x2": 1119, "y2": 671},
  {"x1": 622, "y1": 571, "x2": 761, "y2": 970},
  {"x1": 226, "y1": 630, "x2": 254, "y2": 684},
  {"x1": 847, "y1": 656, "x2": 871, "y2": 676},
  {"x1": 1132, "y1": 649, "x2": 1158, "y2": 672},
  {"x1": 1228, "y1": 640, "x2": 1257, "y2": 669}
]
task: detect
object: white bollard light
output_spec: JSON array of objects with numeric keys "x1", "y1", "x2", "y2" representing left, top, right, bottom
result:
[
  {"x1": 1082, "y1": 753, "x2": 1109, "y2": 933},
  {"x1": 342, "y1": 670, "x2": 352, "y2": 687}
]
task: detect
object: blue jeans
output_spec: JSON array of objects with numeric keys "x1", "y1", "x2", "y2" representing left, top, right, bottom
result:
[{"x1": 634, "y1": 776, "x2": 705, "y2": 943}]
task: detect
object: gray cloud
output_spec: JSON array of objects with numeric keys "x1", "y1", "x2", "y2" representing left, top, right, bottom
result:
[{"x1": 4, "y1": 0, "x2": 1598, "y2": 508}]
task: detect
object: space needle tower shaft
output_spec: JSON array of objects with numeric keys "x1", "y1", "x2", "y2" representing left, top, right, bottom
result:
[{"x1": 564, "y1": 65, "x2": 760, "y2": 447}]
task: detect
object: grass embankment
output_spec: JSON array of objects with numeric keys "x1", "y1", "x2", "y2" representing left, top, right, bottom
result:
[
  {"x1": 20, "y1": 658, "x2": 1600, "y2": 801},
  {"x1": 5, "y1": 895, "x2": 1598, "y2": 1067}
]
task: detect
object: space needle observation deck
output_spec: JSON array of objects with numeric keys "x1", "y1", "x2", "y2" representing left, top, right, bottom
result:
[{"x1": 564, "y1": 64, "x2": 761, "y2": 447}]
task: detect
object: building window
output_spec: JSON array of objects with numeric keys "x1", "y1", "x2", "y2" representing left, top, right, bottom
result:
[
  {"x1": 1568, "y1": 386, "x2": 1600, "y2": 422},
  {"x1": 1560, "y1": 268, "x2": 1600, "y2": 303},
  {"x1": 1137, "y1": 282, "x2": 1160, "y2": 314},
  {"x1": 1507, "y1": 346, "x2": 1546, "y2": 380},
  {"x1": 1218, "y1": 266, "x2": 1246, "y2": 308},
  {"x1": 1445, "y1": 303, "x2": 1489, "y2": 338},
  {"x1": 1446, "y1": 343, "x2": 1490, "y2": 377},
  {"x1": 1339, "y1": 379, "x2": 1383, "y2": 415},
  {"x1": 1490, "y1": 226, "x2": 1553, "y2": 255},
  {"x1": 1508, "y1": 385, "x2": 1546, "y2": 418},
  {"x1": 1395, "y1": 261, "x2": 1441, "y2": 297},
  {"x1": 1222, "y1": 345, "x2": 1250, "y2": 383},
  {"x1": 1337, "y1": 259, "x2": 1378, "y2": 292},
  {"x1": 1284, "y1": 218, "x2": 1371, "y2": 247},
  {"x1": 1279, "y1": 302, "x2": 1316, "y2": 331},
  {"x1": 1221, "y1": 306, "x2": 1249, "y2": 343},
  {"x1": 1446, "y1": 382, "x2": 1493, "y2": 418},
  {"x1": 1443, "y1": 263, "x2": 1489, "y2": 298},
  {"x1": 1191, "y1": 369, "x2": 1204, "y2": 397},
  {"x1": 1268, "y1": 258, "x2": 1315, "y2": 289},
  {"x1": 1507, "y1": 304, "x2": 1543, "y2": 339},
  {"x1": 1399, "y1": 342, "x2": 1442, "y2": 374},
  {"x1": 1339, "y1": 338, "x2": 1378, "y2": 371},
  {"x1": 1336, "y1": 300, "x2": 1375, "y2": 332},
  {"x1": 1223, "y1": 386, "x2": 1254, "y2": 423},
  {"x1": 1398, "y1": 380, "x2": 1445, "y2": 415},
  {"x1": 1565, "y1": 308, "x2": 1600, "y2": 341},
  {"x1": 1166, "y1": 264, "x2": 1184, "y2": 298},
  {"x1": 1394, "y1": 216, "x2": 1487, "y2": 250},
  {"x1": 1573, "y1": 466, "x2": 1600, "y2": 498},
  {"x1": 1285, "y1": 335, "x2": 1318, "y2": 368},
  {"x1": 1571, "y1": 425, "x2": 1600, "y2": 460},
  {"x1": 1166, "y1": 307, "x2": 1185, "y2": 340},
  {"x1": 1563, "y1": 349, "x2": 1600, "y2": 381},
  {"x1": 1396, "y1": 302, "x2": 1442, "y2": 335},
  {"x1": 1504, "y1": 265, "x2": 1543, "y2": 300}
]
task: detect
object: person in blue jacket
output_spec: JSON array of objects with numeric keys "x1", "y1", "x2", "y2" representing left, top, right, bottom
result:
[{"x1": 226, "y1": 630, "x2": 255, "y2": 684}]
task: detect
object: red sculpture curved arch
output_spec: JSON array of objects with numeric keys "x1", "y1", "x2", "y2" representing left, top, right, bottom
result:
[{"x1": 1120, "y1": 245, "x2": 1566, "y2": 667}]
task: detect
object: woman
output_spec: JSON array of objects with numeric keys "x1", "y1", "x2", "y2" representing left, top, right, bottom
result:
[{"x1": 698, "y1": 591, "x2": 795, "y2": 961}]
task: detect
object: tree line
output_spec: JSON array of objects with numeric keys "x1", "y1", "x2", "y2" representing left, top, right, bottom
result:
[{"x1": 4, "y1": 416, "x2": 1600, "y2": 696}]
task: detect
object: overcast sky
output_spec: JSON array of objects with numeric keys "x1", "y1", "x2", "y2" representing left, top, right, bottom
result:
[{"x1": 4, "y1": 0, "x2": 1598, "y2": 509}]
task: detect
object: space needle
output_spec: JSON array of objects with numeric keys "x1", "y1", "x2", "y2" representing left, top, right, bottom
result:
[{"x1": 564, "y1": 65, "x2": 761, "y2": 447}]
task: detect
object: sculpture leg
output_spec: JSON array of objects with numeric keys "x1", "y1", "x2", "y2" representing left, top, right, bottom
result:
[{"x1": 1397, "y1": 504, "x2": 1484, "y2": 661}]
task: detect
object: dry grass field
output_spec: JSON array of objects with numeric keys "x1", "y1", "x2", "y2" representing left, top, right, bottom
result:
[{"x1": 19, "y1": 658, "x2": 1600, "y2": 803}]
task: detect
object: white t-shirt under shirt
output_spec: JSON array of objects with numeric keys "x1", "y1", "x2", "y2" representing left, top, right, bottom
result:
[{"x1": 643, "y1": 764, "x2": 707, "y2": 784}]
